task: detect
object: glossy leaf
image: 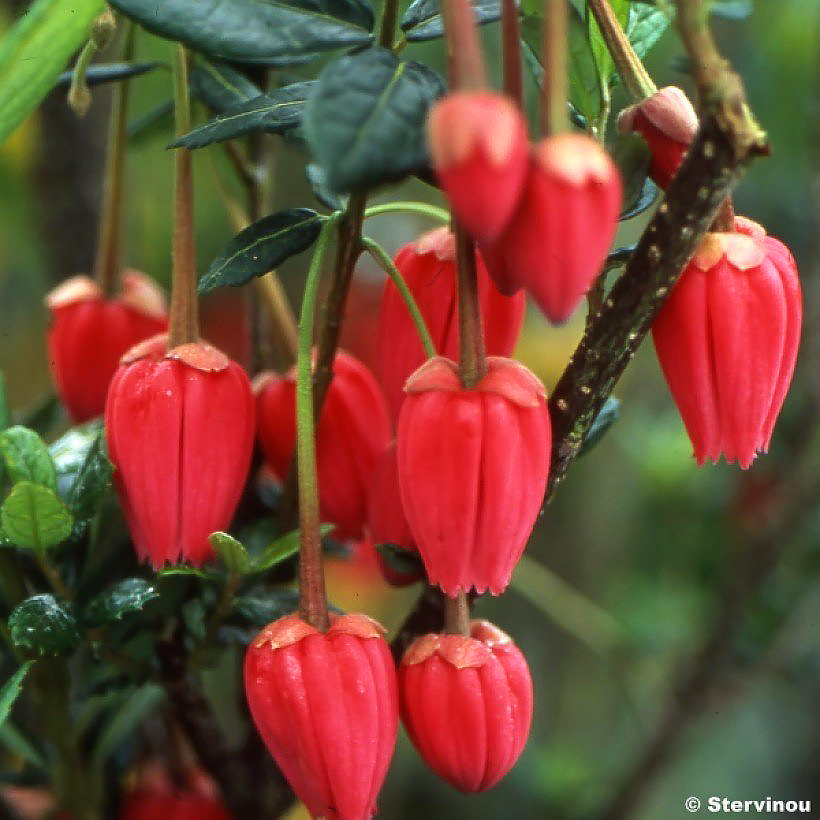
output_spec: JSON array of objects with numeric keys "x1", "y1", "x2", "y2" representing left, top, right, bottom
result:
[
  {"x1": 232, "y1": 590, "x2": 301, "y2": 628},
  {"x1": 109, "y1": 0, "x2": 374, "y2": 63},
  {"x1": 190, "y1": 59, "x2": 261, "y2": 112},
  {"x1": 9, "y1": 595, "x2": 81, "y2": 655},
  {"x1": 249, "y1": 528, "x2": 311, "y2": 573},
  {"x1": 83, "y1": 579, "x2": 159, "y2": 627},
  {"x1": 50, "y1": 422, "x2": 103, "y2": 500},
  {"x1": 66, "y1": 432, "x2": 113, "y2": 521},
  {"x1": 610, "y1": 132, "x2": 652, "y2": 218},
  {"x1": 603, "y1": 245, "x2": 636, "y2": 273},
  {"x1": 307, "y1": 163, "x2": 347, "y2": 211},
  {"x1": 209, "y1": 532, "x2": 251, "y2": 576},
  {"x1": 1, "y1": 482, "x2": 73, "y2": 551},
  {"x1": 620, "y1": 177, "x2": 658, "y2": 221},
  {"x1": 169, "y1": 82, "x2": 314, "y2": 148},
  {"x1": 304, "y1": 47, "x2": 445, "y2": 193},
  {"x1": 627, "y1": 3, "x2": 671, "y2": 59},
  {"x1": 0, "y1": 0, "x2": 105, "y2": 144},
  {"x1": 401, "y1": 0, "x2": 501, "y2": 41},
  {"x1": 53, "y1": 61, "x2": 162, "y2": 91},
  {"x1": 579, "y1": 397, "x2": 621, "y2": 458},
  {"x1": 0, "y1": 662, "x2": 34, "y2": 726},
  {"x1": 0, "y1": 427, "x2": 56, "y2": 490},
  {"x1": 199, "y1": 208, "x2": 323, "y2": 295}
]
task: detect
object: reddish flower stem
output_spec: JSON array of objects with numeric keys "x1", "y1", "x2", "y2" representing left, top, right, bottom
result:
[
  {"x1": 455, "y1": 225, "x2": 487, "y2": 388},
  {"x1": 540, "y1": 0, "x2": 569, "y2": 136},
  {"x1": 167, "y1": 46, "x2": 199, "y2": 349},
  {"x1": 93, "y1": 23, "x2": 133, "y2": 297},
  {"x1": 441, "y1": 0, "x2": 488, "y2": 91},
  {"x1": 444, "y1": 592, "x2": 471, "y2": 636},
  {"x1": 501, "y1": 0, "x2": 523, "y2": 106}
]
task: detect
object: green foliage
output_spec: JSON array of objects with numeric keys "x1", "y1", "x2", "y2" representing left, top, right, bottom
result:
[
  {"x1": 82, "y1": 579, "x2": 159, "y2": 628},
  {"x1": 9, "y1": 595, "x2": 81, "y2": 655},
  {"x1": 0, "y1": 426, "x2": 57, "y2": 491},
  {"x1": 53, "y1": 61, "x2": 162, "y2": 91},
  {"x1": 0, "y1": 0, "x2": 105, "y2": 144},
  {"x1": 0, "y1": 373, "x2": 10, "y2": 433},
  {"x1": 190, "y1": 59, "x2": 262, "y2": 112},
  {"x1": 400, "y1": 0, "x2": 501, "y2": 42},
  {"x1": 199, "y1": 209, "x2": 323, "y2": 294},
  {"x1": 209, "y1": 532, "x2": 252, "y2": 576},
  {"x1": 66, "y1": 433, "x2": 113, "y2": 522},
  {"x1": 610, "y1": 132, "x2": 653, "y2": 216},
  {"x1": 0, "y1": 662, "x2": 34, "y2": 726},
  {"x1": 587, "y1": 0, "x2": 630, "y2": 105},
  {"x1": 579, "y1": 398, "x2": 621, "y2": 458},
  {"x1": 109, "y1": 0, "x2": 374, "y2": 62},
  {"x1": 1, "y1": 482, "x2": 73, "y2": 551},
  {"x1": 375, "y1": 543, "x2": 424, "y2": 576},
  {"x1": 169, "y1": 82, "x2": 315, "y2": 148},
  {"x1": 626, "y1": 2, "x2": 672, "y2": 59},
  {"x1": 304, "y1": 47, "x2": 445, "y2": 193}
]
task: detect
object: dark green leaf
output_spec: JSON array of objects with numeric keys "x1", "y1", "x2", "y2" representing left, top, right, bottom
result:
[
  {"x1": 53, "y1": 61, "x2": 162, "y2": 91},
  {"x1": 0, "y1": 662, "x2": 34, "y2": 725},
  {"x1": 304, "y1": 47, "x2": 445, "y2": 193},
  {"x1": 307, "y1": 163, "x2": 347, "y2": 211},
  {"x1": 157, "y1": 566, "x2": 217, "y2": 580},
  {"x1": 1, "y1": 482, "x2": 73, "y2": 551},
  {"x1": 250, "y1": 529, "x2": 305, "y2": 573},
  {"x1": 190, "y1": 59, "x2": 261, "y2": 112},
  {"x1": 603, "y1": 245, "x2": 636, "y2": 273},
  {"x1": 620, "y1": 177, "x2": 658, "y2": 221},
  {"x1": 0, "y1": 427, "x2": 56, "y2": 490},
  {"x1": 710, "y1": 0, "x2": 753, "y2": 19},
  {"x1": 521, "y1": 41, "x2": 588, "y2": 129},
  {"x1": 209, "y1": 532, "x2": 251, "y2": 576},
  {"x1": 0, "y1": 373, "x2": 10, "y2": 432},
  {"x1": 0, "y1": 723, "x2": 46, "y2": 770},
  {"x1": 0, "y1": 0, "x2": 105, "y2": 143},
  {"x1": 66, "y1": 432, "x2": 113, "y2": 521},
  {"x1": 169, "y1": 82, "x2": 314, "y2": 149},
  {"x1": 627, "y1": 3, "x2": 671, "y2": 59},
  {"x1": 401, "y1": 0, "x2": 501, "y2": 42},
  {"x1": 199, "y1": 208, "x2": 323, "y2": 295},
  {"x1": 579, "y1": 397, "x2": 621, "y2": 457},
  {"x1": 50, "y1": 422, "x2": 103, "y2": 500},
  {"x1": 375, "y1": 543, "x2": 425, "y2": 578},
  {"x1": 109, "y1": 0, "x2": 374, "y2": 63},
  {"x1": 83, "y1": 579, "x2": 159, "y2": 627},
  {"x1": 232, "y1": 590, "x2": 300, "y2": 628},
  {"x1": 610, "y1": 132, "x2": 651, "y2": 217},
  {"x1": 91, "y1": 685, "x2": 163, "y2": 764},
  {"x1": 587, "y1": 0, "x2": 629, "y2": 97},
  {"x1": 128, "y1": 100, "x2": 175, "y2": 143},
  {"x1": 9, "y1": 595, "x2": 80, "y2": 655}
]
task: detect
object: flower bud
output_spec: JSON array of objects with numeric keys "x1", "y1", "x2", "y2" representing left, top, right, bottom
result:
[
  {"x1": 45, "y1": 271, "x2": 167, "y2": 422},
  {"x1": 484, "y1": 134, "x2": 621, "y2": 323},
  {"x1": 399, "y1": 619, "x2": 533, "y2": 793},
  {"x1": 367, "y1": 442, "x2": 425, "y2": 586},
  {"x1": 617, "y1": 86, "x2": 698, "y2": 189},
  {"x1": 255, "y1": 351, "x2": 391, "y2": 541},
  {"x1": 121, "y1": 764, "x2": 229, "y2": 820},
  {"x1": 652, "y1": 218, "x2": 801, "y2": 467},
  {"x1": 397, "y1": 356, "x2": 550, "y2": 595},
  {"x1": 428, "y1": 92, "x2": 529, "y2": 240},
  {"x1": 244, "y1": 613, "x2": 399, "y2": 820},
  {"x1": 105, "y1": 334, "x2": 255, "y2": 567},
  {"x1": 378, "y1": 226, "x2": 525, "y2": 419}
]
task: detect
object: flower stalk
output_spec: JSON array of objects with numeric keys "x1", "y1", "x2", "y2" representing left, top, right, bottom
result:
[
  {"x1": 455, "y1": 226, "x2": 486, "y2": 388},
  {"x1": 540, "y1": 0, "x2": 570, "y2": 135}
]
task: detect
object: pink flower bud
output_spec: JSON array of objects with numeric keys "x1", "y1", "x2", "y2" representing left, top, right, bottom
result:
[
  {"x1": 617, "y1": 86, "x2": 698, "y2": 189},
  {"x1": 428, "y1": 92, "x2": 529, "y2": 240},
  {"x1": 255, "y1": 351, "x2": 391, "y2": 541},
  {"x1": 378, "y1": 226, "x2": 525, "y2": 419},
  {"x1": 105, "y1": 334, "x2": 255, "y2": 567},
  {"x1": 652, "y1": 218, "x2": 801, "y2": 467},
  {"x1": 483, "y1": 134, "x2": 621, "y2": 323},
  {"x1": 397, "y1": 357, "x2": 550, "y2": 595},
  {"x1": 399, "y1": 619, "x2": 533, "y2": 793},
  {"x1": 244, "y1": 613, "x2": 399, "y2": 820},
  {"x1": 45, "y1": 271, "x2": 168, "y2": 422}
]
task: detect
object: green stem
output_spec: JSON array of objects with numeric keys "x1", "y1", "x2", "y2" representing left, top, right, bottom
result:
[
  {"x1": 541, "y1": 0, "x2": 570, "y2": 136},
  {"x1": 454, "y1": 226, "x2": 486, "y2": 388},
  {"x1": 92, "y1": 23, "x2": 134, "y2": 297},
  {"x1": 441, "y1": 0, "x2": 488, "y2": 90},
  {"x1": 167, "y1": 45, "x2": 199, "y2": 349},
  {"x1": 587, "y1": 0, "x2": 656, "y2": 101},
  {"x1": 364, "y1": 201, "x2": 451, "y2": 223},
  {"x1": 361, "y1": 236, "x2": 436, "y2": 357},
  {"x1": 378, "y1": 0, "x2": 401, "y2": 47},
  {"x1": 296, "y1": 218, "x2": 339, "y2": 631},
  {"x1": 67, "y1": 40, "x2": 95, "y2": 116}
]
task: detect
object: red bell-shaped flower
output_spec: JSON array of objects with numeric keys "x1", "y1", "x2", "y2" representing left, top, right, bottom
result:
[
  {"x1": 244, "y1": 613, "x2": 399, "y2": 820},
  {"x1": 428, "y1": 92, "x2": 529, "y2": 241},
  {"x1": 652, "y1": 218, "x2": 801, "y2": 468},
  {"x1": 105, "y1": 333, "x2": 255, "y2": 567},
  {"x1": 45, "y1": 271, "x2": 168, "y2": 422},
  {"x1": 484, "y1": 134, "x2": 621, "y2": 323},
  {"x1": 397, "y1": 356, "x2": 550, "y2": 595},
  {"x1": 399, "y1": 619, "x2": 533, "y2": 793},
  {"x1": 618, "y1": 86, "x2": 698, "y2": 190},
  {"x1": 121, "y1": 765, "x2": 229, "y2": 820},
  {"x1": 255, "y1": 350, "x2": 391, "y2": 541},
  {"x1": 367, "y1": 442, "x2": 425, "y2": 586},
  {"x1": 378, "y1": 226, "x2": 525, "y2": 419}
]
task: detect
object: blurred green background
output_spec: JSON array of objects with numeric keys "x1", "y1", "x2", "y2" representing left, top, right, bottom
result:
[{"x1": 1, "y1": 0, "x2": 818, "y2": 818}]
